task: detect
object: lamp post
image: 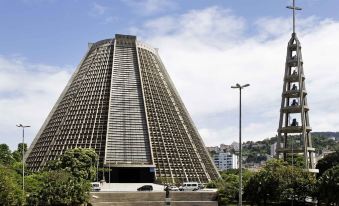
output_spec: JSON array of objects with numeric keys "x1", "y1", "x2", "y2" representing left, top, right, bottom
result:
[
  {"x1": 16, "y1": 123, "x2": 30, "y2": 200},
  {"x1": 231, "y1": 83, "x2": 250, "y2": 206}
]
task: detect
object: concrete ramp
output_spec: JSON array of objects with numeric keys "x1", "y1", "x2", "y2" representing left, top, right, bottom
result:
[{"x1": 90, "y1": 191, "x2": 218, "y2": 206}]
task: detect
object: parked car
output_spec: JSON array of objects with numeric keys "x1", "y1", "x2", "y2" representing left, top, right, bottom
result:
[
  {"x1": 164, "y1": 185, "x2": 179, "y2": 191},
  {"x1": 137, "y1": 185, "x2": 153, "y2": 191},
  {"x1": 179, "y1": 182, "x2": 199, "y2": 191},
  {"x1": 169, "y1": 185, "x2": 179, "y2": 191},
  {"x1": 198, "y1": 183, "x2": 206, "y2": 189},
  {"x1": 91, "y1": 182, "x2": 101, "y2": 192}
]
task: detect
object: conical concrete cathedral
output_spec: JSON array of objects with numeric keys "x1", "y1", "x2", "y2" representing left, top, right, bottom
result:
[{"x1": 25, "y1": 34, "x2": 220, "y2": 183}]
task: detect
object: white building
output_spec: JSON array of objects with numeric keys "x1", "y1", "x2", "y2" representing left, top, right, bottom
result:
[
  {"x1": 328, "y1": 136, "x2": 336, "y2": 141},
  {"x1": 213, "y1": 152, "x2": 238, "y2": 171},
  {"x1": 271, "y1": 142, "x2": 284, "y2": 158},
  {"x1": 270, "y1": 142, "x2": 277, "y2": 157}
]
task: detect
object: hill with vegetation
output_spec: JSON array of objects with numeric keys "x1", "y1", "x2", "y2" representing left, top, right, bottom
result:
[
  {"x1": 312, "y1": 131, "x2": 339, "y2": 139},
  {"x1": 242, "y1": 132, "x2": 339, "y2": 164}
]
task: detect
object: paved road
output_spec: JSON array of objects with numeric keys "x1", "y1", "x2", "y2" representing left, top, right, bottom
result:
[
  {"x1": 100, "y1": 183, "x2": 165, "y2": 191},
  {"x1": 98, "y1": 183, "x2": 218, "y2": 192}
]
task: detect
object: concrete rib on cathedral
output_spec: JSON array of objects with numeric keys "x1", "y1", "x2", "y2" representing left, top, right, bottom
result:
[{"x1": 25, "y1": 34, "x2": 220, "y2": 183}]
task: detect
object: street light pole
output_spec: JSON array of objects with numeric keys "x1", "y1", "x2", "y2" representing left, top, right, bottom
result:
[
  {"x1": 231, "y1": 83, "x2": 250, "y2": 206},
  {"x1": 16, "y1": 123, "x2": 30, "y2": 201}
]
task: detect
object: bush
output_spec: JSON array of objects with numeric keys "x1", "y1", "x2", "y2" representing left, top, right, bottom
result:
[
  {"x1": 27, "y1": 170, "x2": 91, "y2": 206},
  {"x1": 207, "y1": 170, "x2": 249, "y2": 205},
  {"x1": 244, "y1": 159, "x2": 316, "y2": 205},
  {"x1": 316, "y1": 150, "x2": 339, "y2": 177},
  {"x1": 317, "y1": 165, "x2": 339, "y2": 205},
  {"x1": 0, "y1": 166, "x2": 24, "y2": 206}
]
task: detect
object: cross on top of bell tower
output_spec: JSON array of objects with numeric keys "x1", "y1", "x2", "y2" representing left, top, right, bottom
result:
[{"x1": 286, "y1": 0, "x2": 302, "y2": 34}]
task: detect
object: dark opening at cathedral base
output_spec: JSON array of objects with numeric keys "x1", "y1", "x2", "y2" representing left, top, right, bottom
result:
[{"x1": 98, "y1": 167, "x2": 155, "y2": 183}]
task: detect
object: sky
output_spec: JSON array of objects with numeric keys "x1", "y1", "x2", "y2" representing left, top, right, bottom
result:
[{"x1": 1, "y1": 0, "x2": 339, "y2": 150}]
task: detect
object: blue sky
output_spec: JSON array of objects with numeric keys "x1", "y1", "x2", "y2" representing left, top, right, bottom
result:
[
  {"x1": 1, "y1": 0, "x2": 338, "y2": 66},
  {"x1": 1, "y1": 0, "x2": 339, "y2": 150}
]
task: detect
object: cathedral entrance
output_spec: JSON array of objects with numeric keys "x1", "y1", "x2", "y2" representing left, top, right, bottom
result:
[{"x1": 103, "y1": 167, "x2": 155, "y2": 183}]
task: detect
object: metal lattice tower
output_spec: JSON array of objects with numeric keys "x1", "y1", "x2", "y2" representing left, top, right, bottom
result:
[
  {"x1": 25, "y1": 34, "x2": 220, "y2": 183},
  {"x1": 276, "y1": 0, "x2": 317, "y2": 172}
]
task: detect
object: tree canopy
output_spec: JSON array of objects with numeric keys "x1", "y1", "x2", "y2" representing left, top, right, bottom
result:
[
  {"x1": 0, "y1": 145, "x2": 98, "y2": 206},
  {"x1": 45, "y1": 148, "x2": 98, "y2": 180},
  {"x1": 243, "y1": 159, "x2": 316, "y2": 205},
  {"x1": 0, "y1": 165, "x2": 24, "y2": 206},
  {"x1": 316, "y1": 150, "x2": 339, "y2": 177},
  {"x1": 12, "y1": 143, "x2": 27, "y2": 162},
  {"x1": 0, "y1": 144, "x2": 15, "y2": 166},
  {"x1": 317, "y1": 165, "x2": 339, "y2": 205},
  {"x1": 207, "y1": 169, "x2": 253, "y2": 205},
  {"x1": 27, "y1": 170, "x2": 91, "y2": 206}
]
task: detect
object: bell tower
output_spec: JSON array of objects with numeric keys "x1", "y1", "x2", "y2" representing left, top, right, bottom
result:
[{"x1": 276, "y1": 0, "x2": 318, "y2": 172}]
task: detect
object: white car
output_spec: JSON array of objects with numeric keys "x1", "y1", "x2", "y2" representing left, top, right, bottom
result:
[
  {"x1": 164, "y1": 185, "x2": 179, "y2": 191},
  {"x1": 179, "y1": 182, "x2": 199, "y2": 191},
  {"x1": 168, "y1": 186, "x2": 179, "y2": 191},
  {"x1": 91, "y1": 182, "x2": 101, "y2": 192}
]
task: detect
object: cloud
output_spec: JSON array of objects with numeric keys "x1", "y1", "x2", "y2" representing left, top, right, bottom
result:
[
  {"x1": 88, "y1": 2, "x2": 117, "y2": 25},
  {"x1": 121, "y1": 0, "x2": 176, "y2": 15},
  {"x1": 133, "y1": 7, "x2": 246, "y2": 48},
  {"x1": 0, "y1": 55, "x2": 72, "y2": 150},
  {"x1": 102, "y1": 16, "x2": 117, "y2": 24},
  {"x1": 255, "y1": 16, "x2": 323, "y2": 40},
  {"x1": 2, "y1": 6, "x2": 338, "y2": 151},
  {"x1": 20, "y1": 0, "x2": 56, "y2": 3},
  {"x1": 89, "y1": 2, "x2": 108, "y2": 16},
  {"x1": 132, "y1": 6, "x2": 339, "y2": 146}
]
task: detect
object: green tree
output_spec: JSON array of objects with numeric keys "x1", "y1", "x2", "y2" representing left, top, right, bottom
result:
[
  {"x1": 317, "y1": 165, "x2": 339, "y2": 205},
  {"x1": 285, "y1": 154, "x2": 305, "y2": 168},
  {"x1": 244, "y1": 159, "x2": 316, "y2": 205},
  {"x1": 27, "y1": 170, "x2": 91, "y2": 206},
  {"x1": 25, "y1": 173, "x2": 45, "y2": 205},
  {"x1": 207, "y1": 169, "x2": 253, "y2": 205},
  {"x1": 316, "y1": 150, "x2": 339, "y2": 177},
  {"x1": 48, "y1": 148, "x2": 98, "y2": 181},
  {"x1": 312, "y1": 135, "x2": 337, "y2": 152},
  {"x1": 12, "y1": 143, "x2": 27, "y2": 162},
  {"x1": 217, "y1": 173, "x2": 239, "y2": 204},
  {"x1": 280, "y1": 166, "x2": 316, "y2": 203},
  {"x1": 25, "y1": 148, "x2": 98, "y2": 205},
  {"x1": 0, "y1": 166, "x2": 24, "y2": 206},
  {"x1": 0, "y1": 144, "x2": 15, "y2": 166},
  {"x1": 244, "y1": 160, "x2": 285, "y2": 205}
]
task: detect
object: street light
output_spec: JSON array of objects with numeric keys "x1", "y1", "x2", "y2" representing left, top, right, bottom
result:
[
  {"x1": 231, "y1": 83, "x2": 250, "y2": 206},
  {"x1": 16, "y1": 123, "x2": 30, "y2": 200}
]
